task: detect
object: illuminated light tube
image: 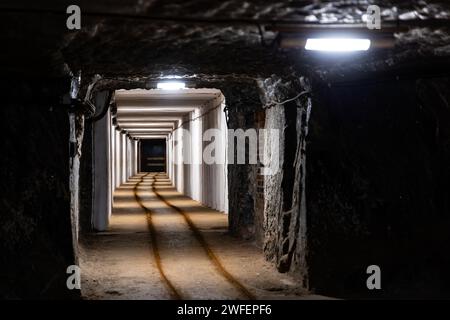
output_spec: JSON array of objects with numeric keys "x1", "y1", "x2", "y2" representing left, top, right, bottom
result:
[
  {"x1": 157, "y1": 81, "x2": 186, "y2": 90},
  {"x1": 126, "y1": 128, "x2": 172, "y2": 132},
  {"x1": 305, "y1": 38, "x2": 371, "y2": 51}
]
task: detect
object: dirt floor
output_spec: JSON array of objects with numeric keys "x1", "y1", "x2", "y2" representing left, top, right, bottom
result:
[{"x1": 79, "y1": 173, "x2": 325, "y2": 300}]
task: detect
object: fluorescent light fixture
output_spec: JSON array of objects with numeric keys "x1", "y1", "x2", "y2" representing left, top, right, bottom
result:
[
  {"x1": 117, "y1": 122, "x2": 175, "y2": 127},
  {"x1": 117, "y1": 107, "x2": 196, "y2": 113},
  {"x1": 157, "y1": 81, "x2": 186, "y2": 90},
  {"x1": 161, "y1": 75, "x2": 182, "y2": 79},
  {"x1": 305, "y1": 38, "x2": 371, "y2": 52},
  {"x1": 127, "y1": 128, "x2": 172, "y2": 132},
  {"x1": 131, "y1": 135, "x2": 168, "y2": 139}
]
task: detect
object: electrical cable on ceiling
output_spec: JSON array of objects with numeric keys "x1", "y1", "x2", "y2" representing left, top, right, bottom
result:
[
  {"x1": 170, "y1": 90, "x2": 311, "y2": 136},
  {"x1": 89, "y1": 91, "x2": 113, "y2": 122},
  {"x1": 171, "y1": 94, "x2": 225, "y2": 134},
  {"x1": 265, "y1": 90, "x2": 311, "y2": 109}
]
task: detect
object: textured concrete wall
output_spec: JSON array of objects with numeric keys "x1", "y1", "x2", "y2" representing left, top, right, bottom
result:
[
  {"x1": 175, "y1": 120, "x2": 183, "y2": 193},
  {"x1": 182, "y1": 114, "x2": 192, "y2": 197},
  {"x1": 114, "y1": 130, "x2": 121, "y2": 188},
  {"x1": 92, "y1": 94, "x2": 112, "y2": 231},
  {"x1": 127, "y1": 136, "x2": 133, "y2": 179},
  {"x1": 168, "y1": 95, "x2": 228, "y2": 213},
  {"x1": 190, "y1": 109, "x2": 202, "y2": 202},
  {"x1": 121, "y1": 133, "x2": 127, "y2": 184},
  {"x1": 200, "y1": 97, "x2": 228, "y2": 212}
]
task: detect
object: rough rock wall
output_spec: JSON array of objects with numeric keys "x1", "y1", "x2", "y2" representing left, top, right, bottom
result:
[
  {"x1": 79, "y1": 119, "x2": 93, "y2": 234},
  {"x1": 306, "y1": 78, "x2": 450, "y2": 298},
  {"x1": 261, "y1": 103, "x2": 284, "y2": 258},
  {"x1": 0, "y1": 79, "x2": 78, "y2": 299},
  {"x1": 69, "y1": 111, "x2": 84, "y2": 260},
  {"x1": 252, "y1": 110, "x2": 266, "y2": 246},
  {"x1": 222, "y1": 82, "x2": 263, "y2": 239},
  {"x1": 259, "y1": 75, "x2": 311, "y2": 286}
]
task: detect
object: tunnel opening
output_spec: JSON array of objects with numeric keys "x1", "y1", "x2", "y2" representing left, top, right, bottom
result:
[
  {"x1": 90, "y1": 87, "x2": 230, "y2": 233},
  {"x1": 140, "y1": 139, "x2": 166, "y2": 173}
]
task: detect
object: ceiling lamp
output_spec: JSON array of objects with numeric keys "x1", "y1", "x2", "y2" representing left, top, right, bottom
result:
[
  {"x1": 305, "y1": 38, "x2": 371, "y2": 51},
  {"x1": 157, "y1": 81, "x2": 186, "y2": 90}
]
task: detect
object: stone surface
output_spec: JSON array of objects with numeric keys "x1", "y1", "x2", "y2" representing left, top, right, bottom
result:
[
  {"x1": 259, "y1": 75, "x2": 311, "y2": 288},
  {"x1": 306, "y1": 77, "x2": 450, "y2": 298},
  {"x1": 0, "y1": 79, "x2": 78, "y2": 298}
]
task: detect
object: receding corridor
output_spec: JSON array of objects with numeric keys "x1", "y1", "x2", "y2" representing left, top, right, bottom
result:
[{"x1": 80, "y1": 173, "x2": 309, "y2": 300}]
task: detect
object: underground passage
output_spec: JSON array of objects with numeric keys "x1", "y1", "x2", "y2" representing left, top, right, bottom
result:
[{"x1": 1, "y1": 0, "x2": 450, "y2": 303}]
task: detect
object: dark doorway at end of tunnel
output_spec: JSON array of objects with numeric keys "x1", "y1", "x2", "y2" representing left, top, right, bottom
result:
[{"x1": 140, "y1": 139, "x2": 166, "y2": 172}]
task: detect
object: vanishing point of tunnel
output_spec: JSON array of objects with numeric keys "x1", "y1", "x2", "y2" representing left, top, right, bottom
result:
[{"x1": 1, "y1": 0, "x2": 450, "y2": 303}]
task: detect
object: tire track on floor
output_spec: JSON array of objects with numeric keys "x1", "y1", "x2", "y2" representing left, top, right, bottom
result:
[
  {"x1": 133, "y1": 173, "x2": 183, "y2": 300},
  {"x1": 150, "y1": 173, "x2": 256, "y2": 300}
]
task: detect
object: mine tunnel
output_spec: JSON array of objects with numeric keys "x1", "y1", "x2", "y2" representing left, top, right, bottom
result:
[
  {"x1": 91, "y1": 88, "x2": 230, "y2": 233},
  {"x1": 1, "y1": 0, "x2": 450, "y2": 301}
]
